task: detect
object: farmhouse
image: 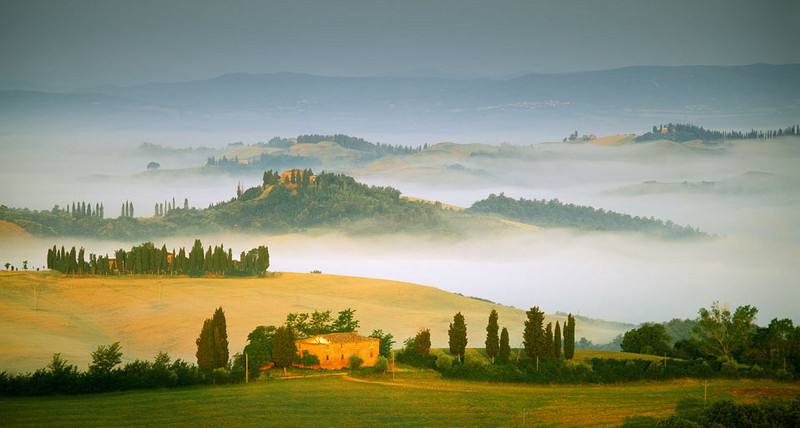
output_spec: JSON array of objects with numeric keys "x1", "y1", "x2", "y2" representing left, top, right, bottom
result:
[{"x1": 295, "y1": 332, "x2": 380, "y2": 370}]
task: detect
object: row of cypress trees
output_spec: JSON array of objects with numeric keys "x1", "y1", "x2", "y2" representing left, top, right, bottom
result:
[
  {"x1": 522, "y1": 307, "x2": 575, "y2": 361},
  {"x1": 445, "y1": 308, "x2": 576, "y2": 364},
  {"x1": 61, "y1": 201, "x2": 104, "y2": 219},
  {"x1": 47, "y1": 239, "x2": 269, "y2": 277}
]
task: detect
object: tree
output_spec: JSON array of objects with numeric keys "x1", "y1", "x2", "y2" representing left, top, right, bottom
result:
[
  {"x1": 369, "y1": 329, "x2": 395, "y2": 358},
  {"x1": 271, "y1": 326, "x2": 297, "y2": 375},
  {"x1": 415, "y1": 329, "x2": 431, "y2": 357},
  {"x1": 212, "y1": 307, "x2": 229, "y2": 368},
  {"x1": 332, "y1": 308, "x2": 359, "y2": 332},
  {"x1": 448, "y1": 312, "x2": 467, "y2": 363},
  {"x1": 544, "y1": 322, "x2": 554, "y2": 358},
  {"x1": 523, "y1": 306, "x2": 546, "y2": 359},
  {"x1": 621, "y1": 323, "x2": 672, "y2": 355},
  {"x1": 499, "y1": 327, "x2": 511, "y2": 363},
  {"x1": 485, "y1": 309, "x2": 499, "y2": 363},
  {"x1": 694, "y1": 301, "x2": 758, "y2": 358},
  {"x1": 89, "y1": 342, "x2": 123, "y2": 374},
  {"x1": 243, "y1": 325, "x2": 276, "y2": 379},
  {"x1": 564, "y1": 314, "x2": 576, "y2": 360},
  {"x1": 554, "y1": 321, "x2": 562, "y2": 358},
  {"x1": 196, "y1": 318, "x2": 215, "y2": 371}
]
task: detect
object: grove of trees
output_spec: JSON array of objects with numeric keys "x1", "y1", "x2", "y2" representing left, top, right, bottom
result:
[{"x1": 46, "y1": 239, "x2": 269, "y2": 277}]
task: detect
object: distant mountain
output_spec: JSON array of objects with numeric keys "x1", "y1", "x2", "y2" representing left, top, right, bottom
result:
[{"x1": 1, "y1": 64, "x2": 798, "y2": 140}]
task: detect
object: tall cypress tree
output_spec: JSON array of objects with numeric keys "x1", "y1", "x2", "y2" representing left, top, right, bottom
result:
[
  {"x1": 564, "y1": 314, "x2": 576, "y2": 360},
  {"x1": 544, "y1": 322, "x2": 554, "y2": 358},
  {"x1": 196, "y1": 318, "x2": 215, "y2": 371},
  {"x1": 212, "y1": 307, "x2": 229, "y2": 368},
  {"x1": 554, "y1": 321, "x2": 562, "y2": 359},
  {"x1": 448, "y1": 312, "x2": 468, "y2": 362},
  {"x1": 523, "y1": 306, "x2": 546, "y2": 359},
  {"x1": 498, "y1": 327, "x2": 511, "y2": 363},
  {"x1": 485, "y1": 309, "x2": 499, "y2": 363}
]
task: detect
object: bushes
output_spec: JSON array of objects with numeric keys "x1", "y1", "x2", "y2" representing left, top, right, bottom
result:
[
  {"x1": 436, "y1": 354, "x2": 793, "y2": 384},
  {"x1": 348, "y1": 354, "x2": 363, "y2": 370},
  {"x1": 435, "y1": 354, "x2": 453, "y2": 371},
  {"x1": 0, "y1": 351, "x2": 222, "y2": 396},
  {"x1": 373, "y1": 356, "x2": 389, "y2": 373},
  {"x1": 644, "y1": 397, "x2": 800, "y2": 427}
]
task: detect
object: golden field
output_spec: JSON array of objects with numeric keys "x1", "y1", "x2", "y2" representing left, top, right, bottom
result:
[{"x1": 0, "y1": 271, "x2": 629, "y2": 372}]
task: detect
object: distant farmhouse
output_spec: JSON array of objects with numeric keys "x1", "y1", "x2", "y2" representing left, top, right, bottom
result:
[{"x1": 295, "y1": 332, "x2": 380, "y2": 370}]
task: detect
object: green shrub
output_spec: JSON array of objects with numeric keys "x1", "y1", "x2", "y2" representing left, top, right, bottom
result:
[
  {"x1": 373, "y1": 356, "x2": 389, "y2": 373},
  {"x1": 348, "y1": 354, "x2": 363, "y2": 370},
  {"x1": 435, "y1": 354, "x2": 453, "y2": 371}
]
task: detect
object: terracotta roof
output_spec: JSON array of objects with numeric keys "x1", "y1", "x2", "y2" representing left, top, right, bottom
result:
[{"x1": 299, "y1": 332, "x2": 378, "y2": 344}]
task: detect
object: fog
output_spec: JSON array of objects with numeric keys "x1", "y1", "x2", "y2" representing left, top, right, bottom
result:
[{"x1": 1, "y1": 133, "x2": 799, "y2": 329}]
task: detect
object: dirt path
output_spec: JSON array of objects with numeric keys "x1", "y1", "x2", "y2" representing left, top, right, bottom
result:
[{"x1": 341, "y1": 374, "x2": 473, "y2": 393}]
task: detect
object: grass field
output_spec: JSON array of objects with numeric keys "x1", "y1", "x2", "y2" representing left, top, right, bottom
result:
[
  {"x1": 0, "y1": 271, "x2": 630, "y2": 373},
  {"x1": 1, "y1": 369, "x2": 797, "y2": 427}
]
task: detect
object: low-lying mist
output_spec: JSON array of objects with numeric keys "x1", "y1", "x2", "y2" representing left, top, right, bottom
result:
[{"x1": 3, "y1": 229, "x2": 797, "y2": 328}]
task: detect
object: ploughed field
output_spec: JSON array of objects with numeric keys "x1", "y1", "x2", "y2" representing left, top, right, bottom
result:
[
  {"x1": 1, "y1": 370, "x2": 797, "y2": 427},
  {"x1": 0, "y1": 272, "x2": 628, "y2": 372}
]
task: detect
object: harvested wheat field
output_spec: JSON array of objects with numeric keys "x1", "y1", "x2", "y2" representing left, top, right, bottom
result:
[{"x1": 0, "y1": 271, "x2": 628, "y2": 372}]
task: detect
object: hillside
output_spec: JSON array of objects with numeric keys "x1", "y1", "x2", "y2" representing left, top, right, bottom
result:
[
  {"x1": 0, "y1": 271, "x2": 631, "y2": 372},
  {"x1": 0, "y1": 172, "x2": 450, "y2": 239},
  {"x1": 468, "y1": 193, "x2": 705, "y2": 238}
]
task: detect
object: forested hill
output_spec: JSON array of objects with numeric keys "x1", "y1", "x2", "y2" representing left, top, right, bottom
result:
[
  {"x1": 468, "y1": 193, "x2": 705, "y2": 239},
  {"x1": 0, "y1": 171, "x2": 446, "y2": 240}
]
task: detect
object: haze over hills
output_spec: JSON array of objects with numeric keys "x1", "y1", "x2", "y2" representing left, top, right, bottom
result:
[{"x1": 1, "y1": 64, "x2": 798, "y2": 142}]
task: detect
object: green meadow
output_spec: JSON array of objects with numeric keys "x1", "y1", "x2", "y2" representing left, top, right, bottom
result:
[{"x1": 1, "y1": 369, "x2": 797, "y2": 427}]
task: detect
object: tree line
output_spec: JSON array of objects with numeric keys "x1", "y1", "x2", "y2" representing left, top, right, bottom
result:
[
  {"x1": 47, "y1": 239, "x2": 269, "y2": 277},
  {"x1": 620, "y1": 301, "x2": 800, "y2": 377},
  {"x1": 54, "y1": 201, "x2": 104, "y2": 219},
  {"x1": 398, "y1": 308, "x2": 576, "y2": 370},
  {"x1": 636, "y1": 123, "x2": 800, "y2": 143},
  {"x1": 469, "y1": 193, "x2": 704, "y2": 239}
]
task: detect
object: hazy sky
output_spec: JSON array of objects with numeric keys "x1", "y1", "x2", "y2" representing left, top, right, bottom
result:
[{"x1": 1, "y1": 0, "x2": 798, "y2": 88}]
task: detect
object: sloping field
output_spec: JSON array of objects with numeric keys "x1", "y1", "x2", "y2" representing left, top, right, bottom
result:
[{"x1": 0, "y1": 271, "x2": 629, "y2": 372}]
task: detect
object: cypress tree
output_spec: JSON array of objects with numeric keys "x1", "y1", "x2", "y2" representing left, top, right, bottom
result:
[
  {"x1": 485, "y1": 309, "x2": 499, "y2": 363},
  {"x1": 554, "y1": 321, "x2": 562, "y2": 359},
  {"x1": 212, "y1": 307, "x2": 229, "y2": 368},
  {"x1": 415, "y1": 329, "x2": 431, "y2": 357},
  {"x1": 565, "y1": 314, "x2": 576, "y2": 360},
  {"x1": 523, "y1": 306, "x2": 546, "y2": 359},
  {"x1": 544, "y1": 322, "x2": 554, "y2": 358},
  {"x1": 498, "y1": 327, "x2": 511, "y2": 363},
  {"x1": 448, "y1": 312, "x2": 468, "y2": 363},
  {"x1": 196, "y1": 318, "x2": 215, "y2": 371}
]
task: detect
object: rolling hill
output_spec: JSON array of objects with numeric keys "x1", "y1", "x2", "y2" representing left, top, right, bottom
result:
[{"x1": 0, "y1": 271, "x2": 631, "y2": 372}]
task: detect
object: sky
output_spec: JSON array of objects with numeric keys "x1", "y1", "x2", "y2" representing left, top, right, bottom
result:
[{"x1": 1, "y1": 0, "x2": 798, "y2": 89}]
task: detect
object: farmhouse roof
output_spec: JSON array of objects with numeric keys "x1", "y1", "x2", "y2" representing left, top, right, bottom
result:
[{"x1": 300, "y1": 332, "x2": 377, "y2": 344}]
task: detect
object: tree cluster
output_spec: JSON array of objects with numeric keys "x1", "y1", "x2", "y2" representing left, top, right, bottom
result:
[
  {"x1": 469, "y1": 193, "x2": 704, "y2": 239},
  {"x1": 47, "y1": 239, "x2": 269, "y2": 277},
  {"x1": 636, "y1": 123, "x2": 800, "y2": 143},
  {"x1": 196, "y1": 307, "x2": 229, "y2": 371},
  {"x1": 285, "y1": 308, "x2": 360, "y2": 338},
  {"x1": 154, "y1": 197, "x2": 178, "y2": 217},
  {"x1": 57, "y1": 201, "x2": 104, "y2": 219},
  {"x1": 120, "y1": 200, "x2": 135, "y2": 218}
]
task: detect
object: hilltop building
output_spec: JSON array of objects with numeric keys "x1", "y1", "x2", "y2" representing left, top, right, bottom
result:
[{"x1": 295, "y1": 332, "x2": 380, "y2": 370}]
